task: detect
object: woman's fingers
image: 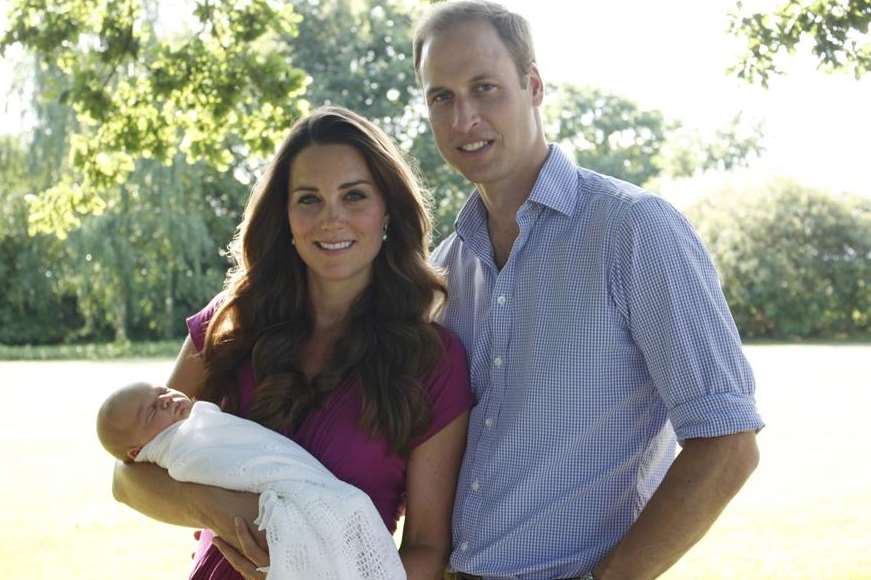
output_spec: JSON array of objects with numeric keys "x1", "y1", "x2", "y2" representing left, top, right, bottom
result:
[
  {"x1": 213, "y1": 535, "x2": 265, "y2": 580},
  {"x1": 234, "y1": 516, "x2": 270, "y2": 566}
]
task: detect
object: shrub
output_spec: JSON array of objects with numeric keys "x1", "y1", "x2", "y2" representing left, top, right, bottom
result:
[{"x1": 686, "y1": 180, "x2": 871, "y2": 339}]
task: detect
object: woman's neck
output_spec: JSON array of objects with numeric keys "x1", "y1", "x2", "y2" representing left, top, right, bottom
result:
[{"x1": 307, "y1": 276, "x2": 367, "y2": 333}]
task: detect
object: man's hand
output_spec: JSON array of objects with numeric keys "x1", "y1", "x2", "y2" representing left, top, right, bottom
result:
[
  {"x1": 213, "y1": 517, "x2": 270, "y2": 579},
  {"x1": 594, "y1": 431, "x2": 759, "y2": 579}
]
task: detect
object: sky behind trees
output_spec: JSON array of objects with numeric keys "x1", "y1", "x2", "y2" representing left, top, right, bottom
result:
[
  {"x1": 2, "y1": 0, "x2": 870, "y2": 194},
  {"x1": 502, "y1": 0, "x2": 871, "y2": 195}
]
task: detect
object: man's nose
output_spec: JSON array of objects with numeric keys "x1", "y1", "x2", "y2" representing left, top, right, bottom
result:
[{"x1": 452, "y1": 99, "x2": 480, "y2": 133}]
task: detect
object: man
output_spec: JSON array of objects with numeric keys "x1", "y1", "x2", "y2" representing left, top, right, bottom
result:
[{"x1": 413, "y1": 2, "x2": 764, "y2": 579}]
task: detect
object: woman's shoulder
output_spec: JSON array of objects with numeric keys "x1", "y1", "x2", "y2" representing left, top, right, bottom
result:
[
  {"x1": 186, "y1": 292, "x2": 228, "y2": 352},
  {"x1": 431, "y1": 322, "x2": 468, "y2": 361},
  {"x1": 422, "y1": 322, "x2": 471, "y2": 393}
]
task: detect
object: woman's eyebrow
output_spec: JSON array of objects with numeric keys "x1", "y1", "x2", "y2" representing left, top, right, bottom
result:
[{"x1": 338, "y1": 179, "x2": 372, "y2": 189}]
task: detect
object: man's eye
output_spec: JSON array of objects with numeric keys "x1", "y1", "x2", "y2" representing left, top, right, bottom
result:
[
  {"x1": 476, "y1": 83, "x2": 496, "y2": 93},
  {"x1": 429, "y1": 93, "x2": 450, "y2": 105}
]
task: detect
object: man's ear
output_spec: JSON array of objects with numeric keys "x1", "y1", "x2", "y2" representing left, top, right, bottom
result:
[
  {"x1": 528, "y1": 63, "x2": 544, "y2": 106},
  {"x1": 127, "y1": 447, "x2": 141, "y2": 461}
]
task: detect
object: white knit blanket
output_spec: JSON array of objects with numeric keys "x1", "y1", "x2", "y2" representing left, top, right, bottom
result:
[{"x1": 137, "y1": 401, "x2": 406, "y2": 580}]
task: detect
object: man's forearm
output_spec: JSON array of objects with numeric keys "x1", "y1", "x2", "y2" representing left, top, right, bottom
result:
[{"x1": 594, "y1": 431, "x2": 759, "y2": 579}]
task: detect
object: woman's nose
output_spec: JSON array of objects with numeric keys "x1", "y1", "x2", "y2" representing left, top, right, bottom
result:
[{"x1": 321, "y1": 203, "x2": 346, "y2": 229}]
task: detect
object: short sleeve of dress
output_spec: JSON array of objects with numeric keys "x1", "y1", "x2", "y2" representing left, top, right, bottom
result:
[
  {"x1": 412, "y1": 325, "x2": 474, "y2": 448},
  {"x1": 186, "y1": 293, "x2": 226, "y2": 353}
]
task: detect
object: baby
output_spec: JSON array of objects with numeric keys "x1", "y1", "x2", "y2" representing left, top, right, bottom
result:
[
  {"x1": 97, "y1": 382, "x2": 193, "y2": 462},
  {"x1": 97, "y1": 382, "x2": 405, "y2": 580}
]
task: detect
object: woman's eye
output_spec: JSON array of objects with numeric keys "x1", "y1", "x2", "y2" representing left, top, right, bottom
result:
[
  {"x1": 345, "y1": 190, "x2": 366, "y2": 201},
  {"x1": 296, "y1": 194, "x2": 319, "y2": 205}
]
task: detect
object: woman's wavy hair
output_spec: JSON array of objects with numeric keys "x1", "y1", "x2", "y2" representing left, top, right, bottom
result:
[{"x1": 199, "y1": 106, "x2": 447, "y2": 455}]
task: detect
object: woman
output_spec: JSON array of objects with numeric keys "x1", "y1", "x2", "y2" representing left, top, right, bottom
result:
[{"x1": 112, "y1": 107, "x2": 472, "y2": 580}]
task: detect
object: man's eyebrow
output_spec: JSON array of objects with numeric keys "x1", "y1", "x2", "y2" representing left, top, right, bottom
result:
[
  {"x1": 425, "y1": 85, "x2": 449, "y2": 98},
  {"x1": 425, "y1": 73, "x2": 494, "y2": 97}
]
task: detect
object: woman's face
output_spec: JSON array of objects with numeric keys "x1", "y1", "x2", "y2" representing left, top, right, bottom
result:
[{"x1": 287, "y1": 143, "x2": 389, "y2": 296}]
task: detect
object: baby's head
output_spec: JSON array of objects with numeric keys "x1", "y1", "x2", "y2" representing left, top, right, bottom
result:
[{"x1": 97, "y1": 382, "x2": 193, "y2": 462}]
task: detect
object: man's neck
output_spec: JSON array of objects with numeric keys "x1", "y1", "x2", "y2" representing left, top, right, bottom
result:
[{"x1": 476, "y1": 141, "x2": 549, "y2": 268}]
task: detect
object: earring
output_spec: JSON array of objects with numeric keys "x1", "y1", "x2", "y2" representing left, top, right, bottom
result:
[
  {"x1": 381, "y1": 223, "x2": 388, "y2": 241},
  {"x1": 291, "y1": 238, "x2": 295, "y2": 246}
]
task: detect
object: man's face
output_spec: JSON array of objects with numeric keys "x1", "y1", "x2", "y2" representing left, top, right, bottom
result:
[{"x1": 419, "y1": 19, "x2": 543, "y2": 191}]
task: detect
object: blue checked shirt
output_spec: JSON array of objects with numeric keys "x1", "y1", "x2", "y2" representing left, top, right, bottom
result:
[{"x1": 432, "y1": 145, "x2": 763, "y2": 580}]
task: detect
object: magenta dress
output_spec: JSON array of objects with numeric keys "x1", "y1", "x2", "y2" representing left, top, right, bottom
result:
[{"x1": 185, "y1": 296, "x2": 474, "y2": 580}]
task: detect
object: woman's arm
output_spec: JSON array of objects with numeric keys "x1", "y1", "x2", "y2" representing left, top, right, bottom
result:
[
  {"x1": 400, "y1": 411, "x2": 469, "y2": 580},
  {"x1": 112, "y1": 460, "x2": 260, "y2": 543},
  {"x1": 165, "y1": 335, "x2": 206, "y2": 397}
]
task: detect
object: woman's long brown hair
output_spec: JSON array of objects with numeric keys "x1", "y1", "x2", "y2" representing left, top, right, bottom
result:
[{"x1": 198, "y1": 107, "x2": 447, "y2": 455}]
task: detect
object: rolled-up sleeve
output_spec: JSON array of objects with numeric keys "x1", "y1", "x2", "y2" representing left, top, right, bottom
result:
[{"x1": 611, "y1": 196, "x2": 764, "y2": 441}]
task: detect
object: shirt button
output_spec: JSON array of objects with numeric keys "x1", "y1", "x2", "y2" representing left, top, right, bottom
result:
[
  {"x1": 496, "y1": 295, "x2": 507, "y2": 305},
  {"x1": 460, "y1": 542, "x2": 469, "y2": 552},
  {"x1": 493, "y1": 356, "x2": 503, "y2": 367},
  {"x1": 484, "y1": 418, "x2": 494, "y2": 428},
  {"x1": 471, "y1": 480, "x2": 480, "y2": 491}
]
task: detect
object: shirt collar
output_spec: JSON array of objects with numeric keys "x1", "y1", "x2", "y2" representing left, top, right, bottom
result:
[
  {"x1": 454, "y1": 144, "x2": 579, "y2": 242},
  {"x1": 527, "y1": 144, "x2": 579, "y2": 217}
]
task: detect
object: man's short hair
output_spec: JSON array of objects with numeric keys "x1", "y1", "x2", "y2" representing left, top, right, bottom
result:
[{"x1": 413, "y1": 0, "x2": 536, "y2": 86}]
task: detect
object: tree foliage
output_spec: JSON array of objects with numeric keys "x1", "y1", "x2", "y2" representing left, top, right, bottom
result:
[
  {"x1": 730, "y1": 0, "x2": 871, "y2": 86},
  {"x1": 0, "y1": 0, "x2": 781, "y2": 345},
  {"x1": 688, "y1": 181, "x2": 871, "y2": 338},
  {"x1": 545, "y1": 84, "x2": 667, "y2": 186},
  {"x1": 1, "y1": 0, "x2": 308, "y2": 237},
  {"x1": 544, "y1": 85, "x2": 764, "y2": 186}
]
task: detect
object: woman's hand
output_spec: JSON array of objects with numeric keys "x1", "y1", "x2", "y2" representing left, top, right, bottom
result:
[{"x1": 213, "y1": 516, "x2": 270, "y2": 579}]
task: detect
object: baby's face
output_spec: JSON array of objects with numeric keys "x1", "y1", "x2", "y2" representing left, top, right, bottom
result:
[{"x1": 119, "y1": 384, "x2": 194, "y2": 447}]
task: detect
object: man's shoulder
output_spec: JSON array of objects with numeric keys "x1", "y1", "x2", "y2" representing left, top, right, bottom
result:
[
  {"x1": 430, "y1": 231, "x2": 462, "y2": 268},
  {"x1": 574, "y1": 165, "x2": 657, "y2": 210}
]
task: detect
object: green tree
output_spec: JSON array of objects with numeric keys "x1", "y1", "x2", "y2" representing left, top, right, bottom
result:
[
  {"x1": 687, "y1": 180, "x2": 871, "y2": 338},
  {"x1": 1, "y1": 50, "x2": 238, "y2": 343},
  {"x1": 657, "y1": 113, "x2": 765, "y2": 179},
  {"x1": 61, "y1": 157, "x2": 233, "y2": 342},
  {"x1": 0, "y1": 134, "x2": 84, "y2": 345},
  {"x1": 730, "y1": 0, "x2": 871, "y2": 86},
  {"x1": 2, "y1": 0, "x2": 308, "y2": 237},
  {"x1": 544, "y1": 84, "x2": 667, "y2": 186},
  {"x1": 544, "y1": 85, "x2": 764, "y2": 187}
]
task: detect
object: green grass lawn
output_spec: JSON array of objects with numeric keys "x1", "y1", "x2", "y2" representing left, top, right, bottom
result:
[{"x1": 2, "y1": 345, "x2": 869, "y2": 579}]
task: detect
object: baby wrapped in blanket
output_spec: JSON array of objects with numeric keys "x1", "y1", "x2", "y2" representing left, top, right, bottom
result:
[{"x1": 97, "y1": 382, "x2": 406, "y2": 580}]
